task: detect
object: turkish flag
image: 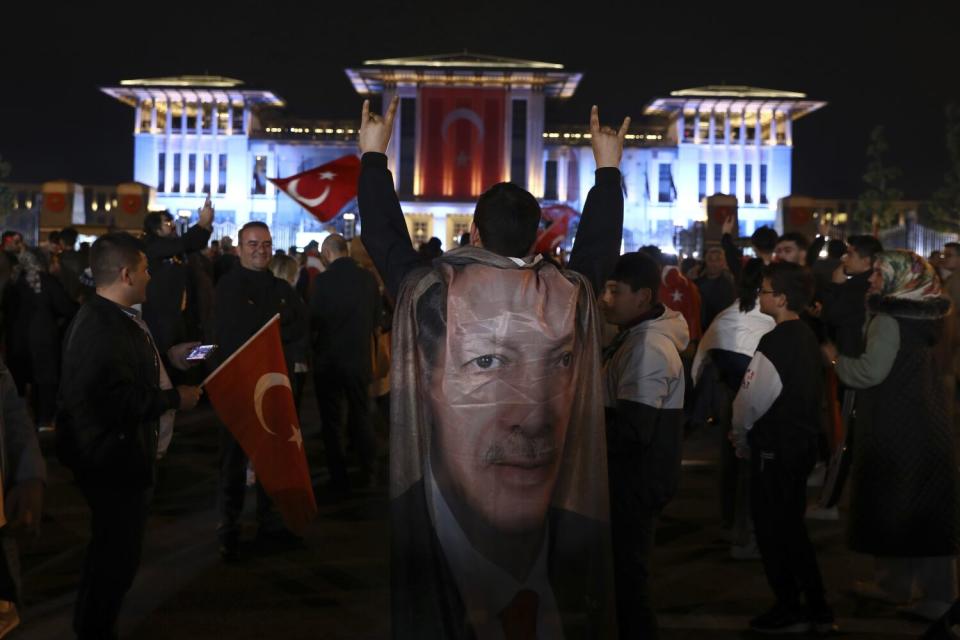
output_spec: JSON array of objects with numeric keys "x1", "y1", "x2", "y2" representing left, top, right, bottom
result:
[
  {"x1": 419, "y1": 88, "x2": 505, "y2": 199},
  {"x1": 204, "y1": 315, "x2": 316, "y2": 535},
  {"x1": 660, "y1": 265, "x2": 702, "y2": 341},
  {"x1": 45, "y1": 193, "x2": 66, "y2": 213},
  {"x1": 533, "y1": 205, "x2": 578, "y2": 254},
  {"x1": 270, "y1": 155, "x2": 361, "y2": 223},
  {"x1": 120, "y1": 194, "x2": 142, "y2": 215}
]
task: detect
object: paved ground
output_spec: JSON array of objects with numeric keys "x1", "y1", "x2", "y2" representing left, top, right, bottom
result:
[{"x1": 15, "y1": 384, "x2": 935, "y2": 639}]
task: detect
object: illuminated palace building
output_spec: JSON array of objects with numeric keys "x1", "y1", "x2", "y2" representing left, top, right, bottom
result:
[{"x1": 99, "y1": 53, "x2": 826, "y2": 250}]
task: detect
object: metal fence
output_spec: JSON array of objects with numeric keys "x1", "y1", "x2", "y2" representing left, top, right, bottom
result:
[{"x1": 878, "y1": 221, "x2": 959, "y2": 257}]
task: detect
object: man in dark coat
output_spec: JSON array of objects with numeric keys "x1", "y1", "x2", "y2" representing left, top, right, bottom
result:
[
  {"x1": 142, "y1": 200, "x2": 213, "y2": 355},
  {"x1": 57, "y1": 233, "x2": 201, "y2": 640},
  {"x1": 212, "y1": 221, "x2": 308, "y2": 560},
  {"x1": 820, "y1": 235, "x2": 883, "y2": 357},
  {"x1": 310, "y1": 233, "x2": 381, "y2": 491},
  {"x1": 360, "y1": 98, "x2": 626, "y2": 639}
]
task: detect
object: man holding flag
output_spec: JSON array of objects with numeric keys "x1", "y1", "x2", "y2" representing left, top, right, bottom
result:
[{"x1": 210, "y1": 221, "x2": 312, "y2": 561}]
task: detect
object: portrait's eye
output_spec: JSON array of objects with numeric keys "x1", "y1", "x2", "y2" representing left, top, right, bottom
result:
[
  {"x1": 467, "y1": 354, "x2": 505, "y2": 370},
  {"x1": 559, "y1": 351, "x2": 573, "y2": 368}
]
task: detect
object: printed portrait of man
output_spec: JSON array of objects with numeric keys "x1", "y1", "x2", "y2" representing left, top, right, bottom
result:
[{"x1": 390, "y1": 249, "x2": 616, "y2": 640}]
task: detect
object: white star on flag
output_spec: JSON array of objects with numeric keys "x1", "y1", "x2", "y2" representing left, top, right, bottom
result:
[
  {"x1": 671, "y1": 290, "x2": 684, "y2": 302},
  {"x1": 318, "y1": 171, "x2": 336, "y2": 180},
  {"x1": 289, "y1": 424, "x2": 303, "y2": 450}
]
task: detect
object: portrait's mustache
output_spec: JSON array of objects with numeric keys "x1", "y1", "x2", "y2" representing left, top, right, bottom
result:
[{"x1": 483, "y1": 426, "x2": 557, "y2": 467}]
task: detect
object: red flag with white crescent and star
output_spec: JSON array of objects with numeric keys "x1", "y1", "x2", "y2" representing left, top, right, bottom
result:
[
  {"x1": 269, "y1": 155, "x2": 361, "y2": 223},
  {"x1": 660, "y1": 265, "x2": 702, "y2": 341},
  {"x1": 533, "y1": 205, "x2": 579, "y2": 255},
  {"x1": 419, "y1": 87, "x2": 505, "y2": 199},
  {"x1": 203, "y1": 315, "x2": 316, "y2": 535}
]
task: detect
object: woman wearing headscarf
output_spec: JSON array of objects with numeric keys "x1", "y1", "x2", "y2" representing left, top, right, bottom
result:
[{"x1": 822, "y1": 250, "x2": 959, "y2": 621}]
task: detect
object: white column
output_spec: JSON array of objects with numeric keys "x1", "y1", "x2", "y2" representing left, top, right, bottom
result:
[
  {"x1": 676, "y1": 112, "x2": 685, "y2": 144},
  {"x1": 226, "y1": 104, "x2": 234, "y2": 135},
  {"x1": 693, "y1": 108, "x2": 701, "y2": 144},
  {"x1": 724, "y1": 108, "x2": 731, "y2": 144},
  {"x1": 149, "y1": 102, "x2": 158, "y2": 133},
  {"x1": 243, "y1": 107, "x2": 251, "y2": 136},
  {"x1": 736, "y1": 108, "x2": 747, "y2": 205},
  {"x1": 134, "y1": 100, "x2": 142, "y2": 134},
  {"x1": 708, "y1": 109, "x2": 716, "y2": 145},
  {"x1": 753, "y1": 111, "x2": 762, "y2": 205},
  {"x1": 165, "y1": 102, "x2": 173, "y2": 134},
  {"x1": 212, "y1": 103, "x2": 220, "y2": 137},
  {"x1": 769, "y1": 110, "x2": 778, "y2": 145}
]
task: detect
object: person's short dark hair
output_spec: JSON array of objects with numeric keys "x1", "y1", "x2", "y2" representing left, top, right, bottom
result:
[
  {"x1": 827, "y1": 239, "x2": 846, "y2": 259},
  {"x1": 143, "y1": 211, "x2": 173, "y2": 236},
  {"x1": 90, "y1": 232, "x2": 145, "y2": 286},
  {"x1": 777, "y1": 232, "x2": 810, "y2": 251},
  {"x1": 847, "y1": 235, "x2": 883, "y2": 262},
  {"x1": 763, "y1": 262, "x2": 814, "y2": 312},
  {"x1": 945, "y1": 242, "x2": 960, "y2": 254},
  {"x1": 288, "y1": 245, "x2": 298, "y2": 255},
  {"x1": 2, "y1": 231, "x2": 22, "y2": 244},
  {"x1": 238, "y1": 221, "x2": 270, "y2": 243},
  {"x1": 738, "y1": 258, "x2": 765, "y2": 312},
  {"x1": 680, "y1": 257, "x2": 700, "y2": 277},
  {"x1": 610, "y1": 252, "x2": 661, "y2": 301},
  {"x1": 48, "y1": 230, "x2": 61, "y2": 245},
  {"x1": 473, "y1": 183, "x2": 541, "y2": 258},
  {"x1": 638, "y1": 245, "x2": 664, "y2": 267},
  {"x1": 459, "y1": 231, "x2": 471, "y2": 247},
  {"x1": 210, "y1": 239, "x2": 220, "y2": 247},
  {"x1": 60, "y1": 226, "x2": 79, "y2": 247},
  {"x1": 750, "y1": 226, "x2": 779, "y2": 253}
]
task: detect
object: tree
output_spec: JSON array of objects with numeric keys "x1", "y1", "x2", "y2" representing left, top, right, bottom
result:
[
  {"x1": 923, "y1": 104, "x2": 960, "y2": 231},
  {"x1": 854, "y1": 125, "x2": 903, "y2": 233}
]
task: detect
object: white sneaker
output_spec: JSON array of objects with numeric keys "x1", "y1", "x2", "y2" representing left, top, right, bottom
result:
[
  {"x1": 806, "y1": 505, "x2": 839, "y2": 521},
  {"x1": 807, "y1": 462, "x2": 827, "y2": 487},
  {"x1": 730, "y1": 540, "x2": 762, "y2": 560}
]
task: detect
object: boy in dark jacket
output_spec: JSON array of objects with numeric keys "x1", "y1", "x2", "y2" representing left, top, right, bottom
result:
[{"x1": 732, "y1": 262, "x2": 833, "y2": 634}]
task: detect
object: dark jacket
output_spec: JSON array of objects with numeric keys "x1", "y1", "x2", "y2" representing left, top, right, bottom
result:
[
  {"x1": 391, "y1": 479, "x2": 615, "y2": 640},
  {"x1": 143, "y1": 224, "x2": 212, "y2": 354},
  {"x1": 847, "y1": 295, "x2": 960, "y2": 556},
  {"x1": 310, "y1": 257, "x2": 380, "y2": 377},
  {"x1": 57, "y1": 248, "x2": 88, "y2": 303},
  {"x1": 212, "y1": 265, "x2": 306, "y2": 378},
  {"x1": 820, "y1": 270, "x2": 870, "y2": 357},
  {"x1": 56, "y1": 295, "x2": 180, "y2": 487},
  {"x1": 695, "y1": 273, "x2": 736, "y2": 331},
  {"x1": 4, "y1": 272, "x2": 77, "y2": 387}
]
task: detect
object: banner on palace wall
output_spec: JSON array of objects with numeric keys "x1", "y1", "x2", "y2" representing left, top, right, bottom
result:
[{"x1": 418, "y1": 88, "x2": 505, "y2": 199}]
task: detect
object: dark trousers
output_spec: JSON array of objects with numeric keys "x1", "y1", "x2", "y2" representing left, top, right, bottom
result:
[
  {"x1": 217, "y1": 427, "x2": 282, "y2": 543},
  {"x1": 313, "y1": 367, "x2": 375, "y2": 489},
  {"x1": 608, "y1": 457, "x2": 658, "y2": 640},
  {"x1": 750, "y1": 446, "x2": 827, "y2": 611},
  {"x1": 74, "y1": 484, "x2": 152, "y2": 640}
]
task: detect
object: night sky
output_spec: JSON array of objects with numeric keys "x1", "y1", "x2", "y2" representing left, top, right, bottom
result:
[{"x1": 2, "y1": 3, "x2": 957, "y2": 200}]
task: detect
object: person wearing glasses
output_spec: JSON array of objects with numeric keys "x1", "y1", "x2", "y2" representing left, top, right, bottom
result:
[{"x1": 731, "y1": 262, "x2": 833, "y2": 634}]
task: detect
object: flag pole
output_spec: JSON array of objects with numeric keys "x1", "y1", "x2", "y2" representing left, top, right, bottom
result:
[{"x1": 202, "y1": 314, "x2": 281, "y2": 387}]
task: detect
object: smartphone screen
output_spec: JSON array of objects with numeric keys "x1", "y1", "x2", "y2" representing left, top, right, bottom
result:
[{"x1": 186, "y1": 345, "x2": 217, "y2": 361}]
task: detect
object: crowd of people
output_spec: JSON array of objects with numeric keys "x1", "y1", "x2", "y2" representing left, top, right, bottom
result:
[{"x1": 0, "y1": 99, "x2": 956, "y2": 639}]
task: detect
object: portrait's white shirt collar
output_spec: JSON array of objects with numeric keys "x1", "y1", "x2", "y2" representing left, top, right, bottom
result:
[{"x1": 425, "y1": 459, "x2": 564, "y2": 640}]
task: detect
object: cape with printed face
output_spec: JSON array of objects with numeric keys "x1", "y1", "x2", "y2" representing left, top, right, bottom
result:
[{"x1": 390, "y1": 245, "x2": 616, "y2": 639}]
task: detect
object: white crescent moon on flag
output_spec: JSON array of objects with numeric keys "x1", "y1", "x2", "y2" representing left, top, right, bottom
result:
[
  {"x1": 253, "y1": 372, "x2": 291, "y2": 435},
  {"x1": 441, "y1": 108, "x2": 485, "y2": 141},
  {"x1": 286, "y1": 178, "x2": 331, "y2": 208}
]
